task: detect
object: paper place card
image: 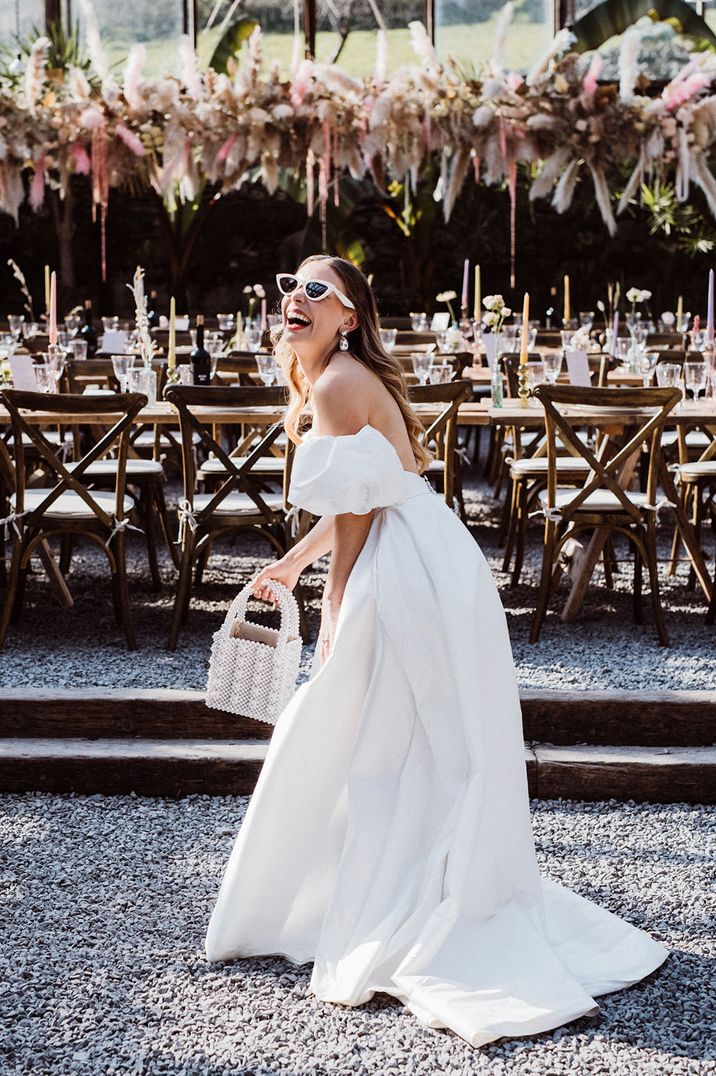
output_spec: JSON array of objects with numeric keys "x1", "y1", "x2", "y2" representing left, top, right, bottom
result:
[
  {"x1": 8, "y1": 354, "x2": 37, "y2": 390},
  {"x1": 482, "y1": 334, "x2": 496, "y2": 370},
  {"x1": 565, "y1": 348, "x2": 591, "y2": 387},
  {"x1": 175, "y1": 316, "x2": 190, "y2": 331},
  {"x1": 99, "y1": 330, "x2": 129, "y2": 354},
  {"x1": 430, "y1": 312, "x2": 450, "y2": 332}
]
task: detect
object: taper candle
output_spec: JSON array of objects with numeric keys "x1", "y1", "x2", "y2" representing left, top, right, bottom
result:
[
  {"x1": 48, "y1": 271, "x2": 57, "y2": 346},
  {"x1": 44, "y1": 265, "x2": 50, "y2": 316},
  {"x1": 473, "y1": 265, "x2": 481, "y2": 321},
  {"x1": 707, "y1": 270, "x2": 714, "y2": 345},
  {"x1": 260, "y1": 298, "x2": 267, "y2": 331},
  {"x1": 461, "y1": 258, "x2": 470, "y2": 311},
  {"x1": 168, "y1": 296, "x2": 176, "y2": 369},
  {"x1": 563, "y1": 274, "x2": 570, "y2": 324},
  {"x1": 520, "y1": 293, "x2": 530, "y2": 361},
  {"x1": 611, "y1": 312, "x2": 619, "y2": 357},
  {"x1": 676, "y1": 294, "x2": 683, "y2": 330}
]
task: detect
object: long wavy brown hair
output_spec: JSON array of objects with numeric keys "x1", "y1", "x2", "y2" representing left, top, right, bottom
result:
[{"x1": 271, "y1": 255, "x2": 432, "y2": 473}]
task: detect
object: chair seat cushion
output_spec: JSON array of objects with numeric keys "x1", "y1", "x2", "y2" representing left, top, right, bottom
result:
[
  {"x1": 661, "y1": 430, "x2": 712, "y2": 449},
  {"x1": 11, "y1": 488, "x2": 135, "y2": 518},
  {"x1": 510, "y1": 457, "x2": 592, "y2": 475},
  {"x1": 675, "y1": 461, "x2": 716, "y2": 480},
  {"x1": 538, "y1": 487, "x2": 651, "y2": 514},
  {"x1": 191, "y1": 491, "x2": 284, "y2": 516},
  {"x1": 66, "y1": 460, "x2": 165, "y2": 478},
  {"x1": 22, "y1": 431, "x2": 72, "y2": 447},
  {"x1": 132, "y1": 429, "x2": 201, "y2": 448},
  {"x1": 198, "y1": 456, "x2": 283, "y2": 475},
  {"x1": 427, "y1": 459, "x2": 445, "y2": 473}
]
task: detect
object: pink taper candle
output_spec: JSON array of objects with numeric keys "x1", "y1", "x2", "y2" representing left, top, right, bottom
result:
[
  {"x1": 48, "y1": 271, "x2": 57, "y2": 346},
  {"x1": 260, "y1": 298, "x2": 267, "y2": 331},
  {"x1": 707, "y1": 268, "x2": 714, "y2": 345},
  {"x1": 461, "y1": 258, "x2": 470, "y2": 311}
]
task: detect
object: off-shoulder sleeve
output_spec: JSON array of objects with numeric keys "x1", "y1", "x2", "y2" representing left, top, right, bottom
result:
[{"x1": 288, "y1": 425, "x2": 410, "y2": 516}]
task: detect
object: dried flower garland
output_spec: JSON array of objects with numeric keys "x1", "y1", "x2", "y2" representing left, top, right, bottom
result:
[{"x1": 4, "y1": 21, "x2": 716, "y2": 253}]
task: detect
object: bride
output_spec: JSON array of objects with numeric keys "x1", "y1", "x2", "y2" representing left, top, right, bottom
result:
[{"x1": 204, "y1": 256, "x2": 668, "y2": 1048}]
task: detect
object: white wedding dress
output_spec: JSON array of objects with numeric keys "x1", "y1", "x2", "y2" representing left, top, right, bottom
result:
[{"x1": 205, "y1": 424, "x2": 668, "y2": 1048}]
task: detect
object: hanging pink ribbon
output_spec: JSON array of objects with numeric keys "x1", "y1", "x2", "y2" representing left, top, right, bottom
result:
[
  {"x1": 508, "y1": 157, "x2": 517, "y2": 290},
  {"x1": 306, "y1": 149, "x2": 315, "y2": 217}
]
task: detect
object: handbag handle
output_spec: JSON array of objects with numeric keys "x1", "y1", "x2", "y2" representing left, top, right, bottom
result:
[{"x1": 220, "y1": 578, "x2": 300, "y2": 647}]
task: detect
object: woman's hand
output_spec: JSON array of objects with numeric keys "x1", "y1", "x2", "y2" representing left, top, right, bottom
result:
[
  {"x1": 318, "y1": 594, "x2": 341, "y2": 665},
  {"x1": 251, "y1": 556, "x2": 300, "y2": 604}
]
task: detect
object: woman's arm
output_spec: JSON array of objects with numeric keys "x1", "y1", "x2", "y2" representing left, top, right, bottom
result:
[{"x1": 252, "y1": 514, "x2": 334, "y2": 600}]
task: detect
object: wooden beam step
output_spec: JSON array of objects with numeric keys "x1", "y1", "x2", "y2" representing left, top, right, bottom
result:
[
  {"x1": 1, "y1": 688, "x2": 715, "y2": 746},
  {"x1": 0, "y1": 739, "x2": 713, "y2": 803},
  {"x1": 533, "y1": 745, "x2": 716, "y2": 804}
]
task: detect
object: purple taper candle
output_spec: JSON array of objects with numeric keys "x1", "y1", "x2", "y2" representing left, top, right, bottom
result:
[
  {"x1": 461, "y1": 258, "x2": 469, "y2": 311},
  {"x1": 611, "y1": 311, "x2": 619, "y2": 357},
  {"x1": 707, "y1": 268, "x2": 714, "y2": 345}
]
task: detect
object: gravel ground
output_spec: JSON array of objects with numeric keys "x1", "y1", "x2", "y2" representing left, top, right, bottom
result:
[
  {"x1": 1, "y1": 460, "x2": 714, "y2": 692},
  {"x1": 1, "y1": 793, "x2": 713, "y2": 1075}
]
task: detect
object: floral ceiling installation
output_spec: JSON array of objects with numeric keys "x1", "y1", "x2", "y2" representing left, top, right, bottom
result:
[{"x1": 5, "y1": 17, "x2": 716, "y2": 248}]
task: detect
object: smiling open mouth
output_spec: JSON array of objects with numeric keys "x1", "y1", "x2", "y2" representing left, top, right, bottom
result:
[{"x1": 287, "y1": 312, "x2": 311, "y2": 327}]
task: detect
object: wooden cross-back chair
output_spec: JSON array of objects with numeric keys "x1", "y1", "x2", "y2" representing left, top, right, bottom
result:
[
  {"x1": 212, "y1": 352, "x2": 263, "y2": 386},
  {"x1": 668, "y1": 421, "x2": 716, "y2": 596},
  {"x1": 164, "y1": 384, "x2": 304, "y2": 650},
  {"x1": 62, "y1": 358, "x2": 120, "y2": 394},
  {"x1": 530, "y1": 384, "x2": 682, "y2": 647},
  {"x1": 0, "y1": 390, "x2": 146, "y2": 649},
  {"x1": 408, "y1": 380, "x2": 473, "y2": 518}
]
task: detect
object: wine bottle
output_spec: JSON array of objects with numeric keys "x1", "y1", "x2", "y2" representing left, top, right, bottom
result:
[
  {"x1": 191, "y1": 315, "x2": 212, "y2": 386},
  {"x1": 79, "y1": 300, "x2": 98, "y2": 358},
  {"x1": 147, "y1": 290, "x2": 161, "y2": 329}
]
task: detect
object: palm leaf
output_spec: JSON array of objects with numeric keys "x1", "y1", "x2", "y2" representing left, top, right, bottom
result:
[
  {"x1": 208, "y1": 16, "x2": 260, "y2": 75},
  {"x1": 572, "y1": 0, "x2": 716, "y2": 52}
]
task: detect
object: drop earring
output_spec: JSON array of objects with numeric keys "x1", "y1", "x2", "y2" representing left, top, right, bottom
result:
[{"x1": 339, "y1": 328, "x2": 349, "y2": 351}]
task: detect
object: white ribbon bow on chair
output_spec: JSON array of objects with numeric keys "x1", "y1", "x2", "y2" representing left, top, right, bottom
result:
[
  {"x1": 176, "y1": 498, "x2": 199, "y2": 546},
  {"x1": 105, "y1": 515, "x2": 145, "y2": 550},
  {"x1": 0, "y1": 509, "x2": 29, "y2": 540},
  {"x1": 284, "y1": 504, "x2": 301, "y2": 538}
]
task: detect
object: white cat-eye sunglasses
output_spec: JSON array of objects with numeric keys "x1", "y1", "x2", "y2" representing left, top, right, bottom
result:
[{"x1": 276, "y1": 273, "x2": 355, "y2": 310}]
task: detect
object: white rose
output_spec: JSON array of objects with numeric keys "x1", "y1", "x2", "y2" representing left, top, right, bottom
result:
[
  {"x1": 626, "y1": 287, "x2": 641, "y2": 304},
  {"x1": 254, "y1": 284, "x2": 266, "y2": 298},
  {"x1": 502, "y1": 307, "x2": 512, "y2": 317},
  {"x1": 641, "y1": 289, "x2": 652, "y2": 301}
]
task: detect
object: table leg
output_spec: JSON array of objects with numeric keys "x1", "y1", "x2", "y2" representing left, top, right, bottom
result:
[
  {"x1": 37, "y1": 539, "x2": 74, "y2": 608},
  {"x1": 659, "y1": 454, "x2": 713, "y2": 602}
]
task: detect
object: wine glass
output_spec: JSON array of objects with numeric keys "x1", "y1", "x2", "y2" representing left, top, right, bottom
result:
[
  {"x1": 64, "y1": 315, "x2": 82, "y2": 336},
  {"x1": 542, "y1": 352, "x2": 563, "y2": 385},
  {"x1": 256, "y1": 354, "x2": 277, "y2": 386},
  {"x1": 411, "y1": 352, "x2": 434, "y2": 386},
  {"x1": 69, "y1": 339, "x2": 88, "y2": 361},
  {"x1": 579, "y1": 311, "x2": 595, "y2": 331},
  {"x1": 410, "y1": 312, "x2": 428, "y2": 332},
  {"x1": 379, "y1": 328, "x2": 397, "y2": 353},
  {"x1": 636, "y1": 352, "x2": 659, "y2": 387},
  {"x1": 560, "y1": 330, "x2": 575, "y2": 350},
  {"x1": 217, "y1": 314, "x2": 235, "y2": 332},
  {"x1": 525, "y1": 361, "x2": 545, "y2": 392},
  {"x1": 655, "y1": 363, "x2": 681, "y2": 389},
  {"x1": 684, "y1": 361, "x2": 707, "y2": 400},
  {"x1": 616, "y1": 338, "x2": 632, "y2": 366},
  {"x1": 244, "y1": 328, "x2": 263, "y2": 353},
  {"x1": 8, "y1": 315, "x2": 24, "y2": 340},
  {"x1": 102, "y1": 316, "x2": 119, "y2": 333},
  {"x1": 112, "y1": 354, "x2": 135, "y2": 392}
]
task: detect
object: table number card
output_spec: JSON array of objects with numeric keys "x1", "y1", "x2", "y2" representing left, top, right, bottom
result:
[
  {"x1": 430, "y1": 312, "x2": 450, "y2": 332},
  {"x1": 99, "y1": 330, "x2": 129, "y2": 354},
  {"x1": 565, "y1": 348, "x2": 591, "y2": 387},
  {"x1": 8, "y1": 355, "x2": 37, "y2": 390}
]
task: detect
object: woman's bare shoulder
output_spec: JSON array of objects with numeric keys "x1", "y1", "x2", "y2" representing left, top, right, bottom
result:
[{"x1": 312, "y1": 355, "x2": 372, "y2": 435}]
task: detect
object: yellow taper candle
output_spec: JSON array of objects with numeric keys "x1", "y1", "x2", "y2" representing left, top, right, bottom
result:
[
  {"x1": 168, "y1": 296, "x2": 176, "y2": 369},
  {"x1": 676, "y1": 294, "x2": 683, "y2": 330},
  {"x1": 563, "y1": 274, "x2": 570, "y2": 324},
  {"x1": 473, "y1": 265, "x2": 481, "y2": 322}
]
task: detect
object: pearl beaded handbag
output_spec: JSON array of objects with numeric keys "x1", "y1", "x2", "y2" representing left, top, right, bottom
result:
[{"x1": 205, "y1": 579, "x2": 302, "y2": 723}]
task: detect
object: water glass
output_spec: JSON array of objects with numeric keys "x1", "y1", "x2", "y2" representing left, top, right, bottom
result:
[
  {"x1": 8, "y1": 314, "x2": 24, "y2": 339},
  {"x1": 525, "y1": 361, "x2": 545, "y2": 391},
  {"x1": 542, "y1": 352, "x2": 563, "y2": 384},
  {"x1": 57, "y1": 330, "x2": 70, "y2": 350},
  {"x1": 560, "y1": 330, "x2": 575, "y2": 350},
  {"x1": 102, "y1": 316, "x2": 119, "y2": 333},
  {"x1": 579, "y1": 311, "x2": 595, "y2": 331},
  {"x1": 655, "y1": 363, "x2": 681, "y2": 389},
  {"x1": 69, "y1": 339, "x2": 88, "y2": 361},
  {"x1": 616, "y1": 339, "x2": 632, "y2": 365},
  {"x1": 25, "y1": 322, "x2": 41, "y2": 339},
  {"x1": 128, "y1": 364, "x2": 157, "y2": 405},
  {"x1": 684, "y1": 362, "x2": 707, "y2": 400},
  {"x1": 691, "y1": 329, "x2": 707, "y2": 352},
  {"x1": 112, "y1": 354, "x2": 135, "y2": 392},
  {"x1": 411, "y1": 352, "x2": 434, "y2": 386},
  {"x1": 410, "y1": 312, "x2": 428, "y2": 332},
  {"x1": 244, "y1": 328, "x2": 263, "y2": 353},
  {"x1": 217, "y1": 314, "x2": 235, "y2": 332},
  {"x1": 256, "y1": 354, "x2": 277, "y2": 386},
  {"x1": 429, "y1": 363, "x2": 452, "y2": 385},
  {"x1": 379, "y1": 328, "x2": 397, "y2": 353},
  {"x1": 637, "y1": 352, "x2": 659, "y2": 387},
  {"x1": 630, "y1": 326, "x2": 649, "y2": 350},
  {"x1": 177, "y1": 364, "x2": 193, "y2": 385},
  {"x1": 64, "y1": 315, "x2": 82, "y2": 336},
  {"x1": 33, "y1": 363, "x2": 54, "y2": 392},
  {"x1": 676, "y1": 312, "x2": 691, "y2": 334},
  {"x1": 0, "y1": 332, "x2": 16, "y2": 357}
]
